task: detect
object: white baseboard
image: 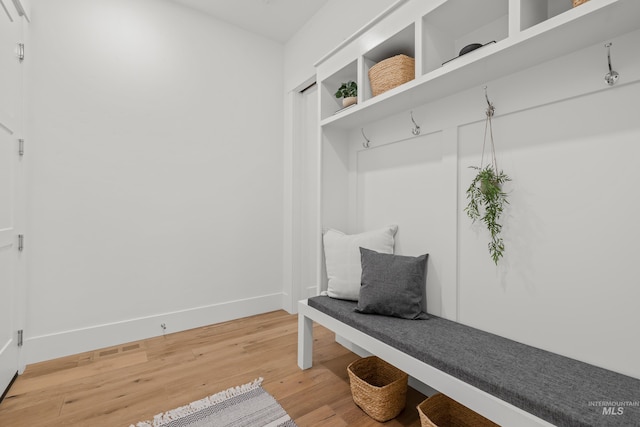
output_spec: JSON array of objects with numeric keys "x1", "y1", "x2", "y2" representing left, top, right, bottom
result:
[
  {"x1": 335, "y1": 334, "x2": 438, "y2": 398},
  {"x1": 25, "y1": 293, "x2": 284, "y2": 365}
]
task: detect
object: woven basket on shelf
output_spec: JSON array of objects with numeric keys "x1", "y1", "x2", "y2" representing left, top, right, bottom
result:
[
  {"x1": 347, "y1": 356, "x2": 408, "y2": 422},
  {"x1": 417, "y1": 393, "x2": 500, "y2": 427},
  {"x1": 368, "y1": 54, "x2": 415, "y2": 97},
  {"x1": 573, "y1": 0, "x2": 589, "y2": 6}
]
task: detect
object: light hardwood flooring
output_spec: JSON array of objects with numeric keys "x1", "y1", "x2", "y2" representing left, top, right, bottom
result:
[{"x1": 0, "y1": 310, "x2": 426, "y2": 426}]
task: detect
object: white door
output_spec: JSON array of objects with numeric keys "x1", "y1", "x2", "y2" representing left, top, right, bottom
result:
[
  {"x1": 0, "y1": 0, "x2": 25, "y2": 399},
  {"x1": 0, "y1": 124, "x2": 19, "y2": 400},
  {"x1": 292, "y1": 83, "x2": 319, "y2": 302}
]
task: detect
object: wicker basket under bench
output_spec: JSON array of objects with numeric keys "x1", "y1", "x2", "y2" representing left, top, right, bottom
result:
[
  {"x1": 298, "y1": 296, "x2": 640, "y2": 427},
  {"x1": 348, "y1": 356, "x2": 408, "y2": 422}
]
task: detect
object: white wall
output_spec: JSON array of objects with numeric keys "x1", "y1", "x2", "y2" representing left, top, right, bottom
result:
[
  {"x1": 331, "y1": 28, "x2": 640, "y2": 379},
  {"x1": 25, "y1": 0, "x2": 284, "y2": 363}
]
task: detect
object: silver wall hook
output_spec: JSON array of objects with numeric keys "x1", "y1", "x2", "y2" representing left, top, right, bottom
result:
[
  {"x1": 604, "y1": 43, "x2": 619, "y2": 86},
  {"x1": 484, "y1": 86, "x2": 495, "y2": 117},
  {"x1": 410, "y1": 111, "x2": 421, "y2": 136},
  {"x1": 361, "y1": 128, "x2": 370, "y2": 148}
]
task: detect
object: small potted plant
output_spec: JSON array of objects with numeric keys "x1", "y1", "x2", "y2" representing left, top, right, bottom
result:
[
  {"x1": 335, "y1": 81, "x2": 357, "y2": 108},
  {"x1": 464, "y1": 97, "x2": 511, "y2": 265}
]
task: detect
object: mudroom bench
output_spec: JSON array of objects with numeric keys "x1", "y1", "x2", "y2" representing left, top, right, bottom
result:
[{"x1": 298, "y1": 296, "x2": 640, "y2": 427}]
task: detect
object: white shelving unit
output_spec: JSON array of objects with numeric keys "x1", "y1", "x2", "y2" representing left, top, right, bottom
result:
[
  {"x1": 314, "y1": 0, "x2": 640, "y2": 306},
  {"x1": 318, "y1": 0, "x2": 640, "y2": 129},
  {"x1": 316, "y1": 0, "x2": 640, "y2": 288},
  {"x1": 311, "y1": 1, "x2": 640, "y2": 424},
  {"x1": 316, "y1": 0, "x2": 640, "y2": 293},
  {"x1": 314, "y1": 0, "x2": 640, "y2": 363}
]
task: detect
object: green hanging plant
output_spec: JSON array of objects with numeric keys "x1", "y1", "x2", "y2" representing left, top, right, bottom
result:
[{"x1": 464, "y1": 98, "x2": 511, "y2": 264}]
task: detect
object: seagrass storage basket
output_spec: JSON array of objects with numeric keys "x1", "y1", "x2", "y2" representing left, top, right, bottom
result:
[
  {"x1": 573, "y1": 0, "x2": 589, "y2": 6},
  {"x1": 417, "y1": 393, "x2": 500, "y2": 427},
  {"x1": 347, "y1": 356, "x2": 408, "y2": 422},
  {"x1": 368, "y1": 54, "x2": 415, "y2": 97}
]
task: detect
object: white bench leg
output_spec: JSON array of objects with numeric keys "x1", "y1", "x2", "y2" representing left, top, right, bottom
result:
[{"x1": 298, "y1": 313, "x2": 313, "y2": 369}]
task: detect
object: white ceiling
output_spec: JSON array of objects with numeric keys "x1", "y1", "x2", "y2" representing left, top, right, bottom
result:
[{"x1": 171, "y1": 0, "x2": 329, "y2": 43}]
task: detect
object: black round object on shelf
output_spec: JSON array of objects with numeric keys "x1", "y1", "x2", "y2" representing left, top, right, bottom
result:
[{"x1": 459, "y1": 43, "x2": 483, "y2": 56}]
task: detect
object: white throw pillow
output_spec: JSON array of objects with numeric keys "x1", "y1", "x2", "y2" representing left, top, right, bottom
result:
[{"x1": 322, "y1": 225, "x2": 398, "y2": 301}]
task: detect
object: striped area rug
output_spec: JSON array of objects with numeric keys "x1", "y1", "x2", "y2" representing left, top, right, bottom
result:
[{"x1": 130, "y1": 378, "x2": 297, "y2": 427}]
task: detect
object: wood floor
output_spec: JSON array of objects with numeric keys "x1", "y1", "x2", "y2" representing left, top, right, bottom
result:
[{"x1": 0, "y1": 310, "x2": 426, "y2": 426}]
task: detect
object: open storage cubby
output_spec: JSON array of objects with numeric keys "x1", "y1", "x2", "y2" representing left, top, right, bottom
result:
[
  {"x1": 422, "y1": 0, "x2": 509, "y2": 74},
  {"x1": 320, "y1": 60, "x2": 358, "y2": 120},
  {"x1": 362, "y1": 23, "x2": 416, "y2": 102},
  {"x1": 519, "y1": 0, "x2": 575, "y2": 32}
]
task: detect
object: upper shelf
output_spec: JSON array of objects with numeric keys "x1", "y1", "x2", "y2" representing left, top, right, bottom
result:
[{"x1": 320, "y1": 0, "x2": 640, "y2": 129}]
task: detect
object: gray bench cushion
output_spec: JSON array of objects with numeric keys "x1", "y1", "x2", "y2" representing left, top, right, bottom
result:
[{"x1": 308, "y1": 296, "x2": 640, "y2": 427}]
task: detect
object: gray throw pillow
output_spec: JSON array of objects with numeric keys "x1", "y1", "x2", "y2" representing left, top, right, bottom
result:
[{"x1": 355, "y1": 247, "x2": 429, "y2": 320}]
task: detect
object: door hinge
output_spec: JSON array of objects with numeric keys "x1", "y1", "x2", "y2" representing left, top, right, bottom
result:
[
  {"x1": 18, "y1": 234, "x2": 24, "y2": 251},
  {"x1": 17, "y1": 43, "x2": 24, "y2": 62},
  {"x1": 17, "y1": 330, "x2": 23, "y2": 347},
  {"x1": 18, "y1": 139, "x2": 24, "y2": 156}
]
